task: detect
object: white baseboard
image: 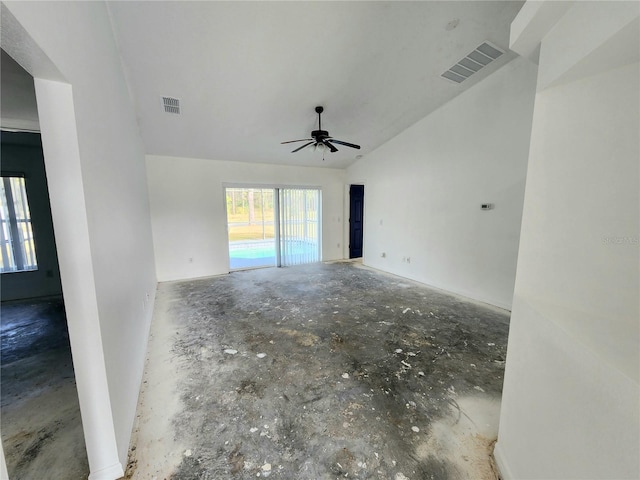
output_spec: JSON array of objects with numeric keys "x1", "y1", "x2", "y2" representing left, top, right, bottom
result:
[
  {"x1": 88, "y1": 462, "x2": 124, "y2": 480},
  {"x1": 493, "y1": 442, "x2": 514, "y2": 480}
]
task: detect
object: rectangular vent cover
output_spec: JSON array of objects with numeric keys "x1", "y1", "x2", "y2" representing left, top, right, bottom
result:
[
  {"x1": 441, "y1": 42, "x2": 504, "y2": 84},
  {"x1": 162, "y1": 96, "x2": 181, "y2": 114}
]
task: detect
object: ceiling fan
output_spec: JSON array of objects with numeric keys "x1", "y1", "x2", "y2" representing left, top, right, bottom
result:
[{"x1": 281, "y1": 106, "x2": 361, "y2": 154}]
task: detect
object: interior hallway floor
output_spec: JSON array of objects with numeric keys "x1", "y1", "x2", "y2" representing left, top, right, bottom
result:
[
  {"x1": 128, "y1": 262, "x2": 510, "y2": 480},
  {"x1": 0, "y1": 298, "x2": 89, "y2": 480}
]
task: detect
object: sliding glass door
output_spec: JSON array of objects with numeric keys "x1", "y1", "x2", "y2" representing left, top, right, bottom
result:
[
  {"x1": 225, "y1": 186, "x2": 321, "y2": 270},
  {"x1": 226, "y1": 188, "x2": 276, "y2": 269},
  {"x1": 279, "y1": 188, "x2": 320, "y2": 266}
]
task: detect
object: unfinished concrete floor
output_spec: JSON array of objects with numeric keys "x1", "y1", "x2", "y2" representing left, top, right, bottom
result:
[
  {"x1": 128, "y1": 262, "x2": 509, "y2": 480},
  {"x1": 0, "y1": 298, "x2": 89, "y2": 479}
]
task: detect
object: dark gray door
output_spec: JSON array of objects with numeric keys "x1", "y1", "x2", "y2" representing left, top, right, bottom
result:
[{"x1": 349, "y1": 185, "x2": 364, "y2": 258}]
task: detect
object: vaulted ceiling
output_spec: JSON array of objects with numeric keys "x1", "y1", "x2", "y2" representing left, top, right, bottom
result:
[
  {"x1": 2, "y1": 2, "x2": 525, "y2": 169},
  {"x1": 107, "y1": 1, "x2": 524, "y2": 168}
]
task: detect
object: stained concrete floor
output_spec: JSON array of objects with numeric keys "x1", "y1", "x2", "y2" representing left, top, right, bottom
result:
[
  {"x1": 128, "y1": 262, "x2": 509, "y2": 480},
  {"x1": 0, "y1": 298, "x2": 89, "y2": 480}
]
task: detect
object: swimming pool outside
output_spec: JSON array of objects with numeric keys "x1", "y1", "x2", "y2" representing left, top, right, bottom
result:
[{"x1": 229, "y1": 239, "x2": 319, "y2": 269}]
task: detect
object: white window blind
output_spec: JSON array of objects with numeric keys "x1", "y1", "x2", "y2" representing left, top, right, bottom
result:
[
  {"x1": 1, "y1": 176, "x2": 38, "y2": 273},
  {"x1": 279, "y1": 188, "x2": 320, "y2": 266}
]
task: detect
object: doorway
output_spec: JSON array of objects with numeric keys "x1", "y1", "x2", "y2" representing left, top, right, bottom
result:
[
  {"x1": 2, "y1": 16, "x2": 125, "y2": 477},
  {"x1": 349, "y1": 184, "x2": 364, "y2": 259},
  {"x1": 226, "y1": 187, "x2": 321, "y2": 270},
  {"x1": 0, "y1": 130, "x2": 89, "y2": 477}
]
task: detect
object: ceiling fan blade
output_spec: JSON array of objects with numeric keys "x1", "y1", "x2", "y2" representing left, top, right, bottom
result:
[
  {"x1": 329, "y1": 139, "x2": 361, "y2": 150},
  {"x1": 281, "y1": 138, "x2": 313, "y2": 144},
  {"x1": 323, "y1": 140, "x2": 339, "y2": 153},
  {"x1": 291, "y1": 141, "x2": 315, "y2": 153}
]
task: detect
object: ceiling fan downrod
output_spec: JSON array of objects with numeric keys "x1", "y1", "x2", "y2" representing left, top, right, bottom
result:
[{"x1": 316, "y1": 105, "x2": 323, "y2": 131}]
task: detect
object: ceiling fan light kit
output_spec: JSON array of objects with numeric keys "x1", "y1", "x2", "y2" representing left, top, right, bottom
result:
[{"x1": 281, "y1": 106, "x2": 361, "y2": 157}]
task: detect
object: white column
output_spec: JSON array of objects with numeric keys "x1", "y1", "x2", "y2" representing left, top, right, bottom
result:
[{"x1": 34, "y1": 78, "x2": 123, "y2": 480}]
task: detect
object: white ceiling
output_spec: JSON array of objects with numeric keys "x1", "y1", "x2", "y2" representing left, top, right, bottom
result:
[
  {"x1": 108, "y1": 1, "x2": 524, "y2": 169},
  {"x1": 1, "y1": 49, "x2": 40, "y2": 132},
  {"x1": 1, "y1": 2, "x2": 525, "y2": 168}
]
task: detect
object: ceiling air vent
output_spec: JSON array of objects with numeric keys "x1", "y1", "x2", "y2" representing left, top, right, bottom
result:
[
  {"x1": 441, "y1": 42, "x2": 505, "y2": 84},
  {"x1": 162, "y1": 96, "x2": 181, "y2": 114}
]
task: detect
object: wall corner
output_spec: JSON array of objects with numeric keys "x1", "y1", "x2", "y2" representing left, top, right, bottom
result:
[{"x1": 493, "y1": 441, "x2": 513, "y2": 480}]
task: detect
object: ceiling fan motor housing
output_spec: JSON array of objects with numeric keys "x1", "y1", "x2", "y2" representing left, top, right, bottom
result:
[
  {"x1": 312, "y1": 130, "x2": 329, "y2": 139},
  {"x1": 281, "y1": 105, "x2": 360, "y2": 153}
]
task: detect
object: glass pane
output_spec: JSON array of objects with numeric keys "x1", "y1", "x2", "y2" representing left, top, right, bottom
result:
[
  {"x1": 227, "y1": 188, "x2": 276, "y2": 270},
  {"x1": 279, "y1": 188, "x2": 320, "y2": 266},
  {"x1": 1, "y1": 176, "x2": 37, "y2": 273}
]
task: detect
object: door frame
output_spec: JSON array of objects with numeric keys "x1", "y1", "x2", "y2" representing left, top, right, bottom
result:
[{"x1": 222, "y1": 183, "x2": 323, "y2": 271}]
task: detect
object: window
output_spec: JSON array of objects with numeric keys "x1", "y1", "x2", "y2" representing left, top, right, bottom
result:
[
  {"x1": 279, "y1": 188, "x2": 320, "y2": 267},
  {"x1": 225, "y1": 186, "x2": 321, "y2": 270},
  {"x1": 0, "y1": 175, "x2": 38, "y2": 273}
]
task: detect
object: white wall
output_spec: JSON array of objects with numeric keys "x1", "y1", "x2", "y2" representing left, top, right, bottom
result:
[
  {"x1": 3, "y1": 2, "x2": 157, "y2": 477},
  {"x1": 347, "y1": 56, "x2": 537, "y2": 309},
  {"x1": 496, "y1": 2, "x2": 640, "y2": 479},
  {"x1": 147, "y1": 155, "x2": 346, "y2": 282}
]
